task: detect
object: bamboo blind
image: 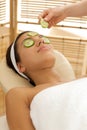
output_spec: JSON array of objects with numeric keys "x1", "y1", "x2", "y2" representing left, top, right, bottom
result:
[
  {"x1": 0, "y1": 0, "x2": 6, "y2": 23},
  {"x1": 49, "y1": 36, "x2": 87, "y2": 77},
  {"x1": 0, "y1": 0, "x2": 9, "y2": 24},
  {"x1": 18, "y1": 0, "x2": 87, "y2": 29},
  {"x1": 0, "y1": 0, "x2": 10, "y2": 60}
]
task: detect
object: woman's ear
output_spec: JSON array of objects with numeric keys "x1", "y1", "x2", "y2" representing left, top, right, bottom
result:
[{"x1": 17, "y1": 63, "x2": 26, "y2": 73}]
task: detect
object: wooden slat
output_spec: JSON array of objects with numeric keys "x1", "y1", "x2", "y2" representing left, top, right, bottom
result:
[
  {"x1": 10, "y1": 0, "x2": 17, "y2": 43},
  {"x1": 0, "y1": 87, "x2": 5, "y2": 115}
]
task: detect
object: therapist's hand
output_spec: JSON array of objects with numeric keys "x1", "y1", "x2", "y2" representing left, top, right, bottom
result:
[{"x1": 38, "y1": 6, "x2": 67, "y2": 28}]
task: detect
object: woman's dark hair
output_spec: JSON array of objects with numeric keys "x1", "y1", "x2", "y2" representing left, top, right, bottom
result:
[{"x1": 6, "y1": 31, "x2": 35, "y2": 86}]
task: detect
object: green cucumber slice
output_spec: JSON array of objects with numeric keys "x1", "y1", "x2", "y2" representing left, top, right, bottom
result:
[
  {"x1": 42, "y1": 37, "x2": 50, "y2": 44},
  {"x1": 28, "y1": 32, "x2": 38, "y2": 36},
  {"x1": 23, "y1": 39, "x2": 34, "y2": 47},
  {"x1": 40, "y1": 18, "x2": 48, "y2": 28}
]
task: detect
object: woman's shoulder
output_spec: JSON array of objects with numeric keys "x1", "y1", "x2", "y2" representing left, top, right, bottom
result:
[
  {"x1": 5, "y1": 83, "x2": 60, "y2": 106},
  {"x1": 31, "y1": 82, "x2": 61, "y2": 99}
]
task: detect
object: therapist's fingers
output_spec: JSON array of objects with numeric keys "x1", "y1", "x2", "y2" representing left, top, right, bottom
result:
[
  {"x1": 39, "y1": 8, "x2": 53, "y2": 21},
  {"x1": 39, "y1": 9, "x2": 49, "y2": 18},
  {"x1": 48, "y1": 15, "x2": 64, "y2": 28}
]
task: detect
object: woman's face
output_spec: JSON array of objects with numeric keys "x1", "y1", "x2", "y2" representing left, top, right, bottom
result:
[{"x1": 16, "y1": 32, "x2": 56, "y2": 74}]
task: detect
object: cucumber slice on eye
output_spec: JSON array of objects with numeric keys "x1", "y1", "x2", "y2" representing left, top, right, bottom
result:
[
  {"x1": 28, "y1": 32, "x2": 38, "y2": 36},
  {"x1": 40, "y1": 18, "x2": 49, "y2": 28},
  {"x1": 23, "y1": 39, "x2": 34, "y2": 47},
  {"x1": 42, "y1": 37, "x2": 50, "y2": 44}
]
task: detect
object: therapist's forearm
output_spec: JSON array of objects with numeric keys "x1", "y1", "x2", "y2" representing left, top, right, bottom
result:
[{"x1": 64, "y1": 0, "x2": 87, "y2": 17}]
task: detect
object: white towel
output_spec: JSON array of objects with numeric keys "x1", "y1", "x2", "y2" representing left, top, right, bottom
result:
[{"x1": 30, "y1": 78, "x2": 87, "y2": 130}]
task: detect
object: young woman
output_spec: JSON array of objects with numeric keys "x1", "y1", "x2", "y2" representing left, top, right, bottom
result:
[
  {"x1": 6, "y1": 31, "x2": 63, "y2": 130},
  {"x1": 6, "y1": 31, "x2": 87, "y2": 130},
  {"x1": 39, "y1": 0, "x2": 87, "y2": 28}
]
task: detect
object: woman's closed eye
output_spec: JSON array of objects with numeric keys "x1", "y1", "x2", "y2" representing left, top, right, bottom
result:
[{"x1": 23, "y1": 38, "x2": 35, "y2": 48}]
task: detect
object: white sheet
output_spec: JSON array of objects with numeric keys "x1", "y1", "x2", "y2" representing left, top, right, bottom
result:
[
  {"x1": 1, "y1": 78, "x2": 87, "y2": 130},
  {"x1": 0, "y1": 115, "x2": 9, "y2": 130},
  {"x1": 30, "y1": 78, "x2": 87, "y2": 130}
]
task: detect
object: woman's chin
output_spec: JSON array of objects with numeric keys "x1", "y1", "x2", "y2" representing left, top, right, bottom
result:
[{"x1": 42, "y1": 52, "x2": 56, "y2": 67}]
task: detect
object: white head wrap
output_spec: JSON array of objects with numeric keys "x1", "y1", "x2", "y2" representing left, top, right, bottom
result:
[{"x1": 10, "y1": 40, "x2": 29, "y2": 80}]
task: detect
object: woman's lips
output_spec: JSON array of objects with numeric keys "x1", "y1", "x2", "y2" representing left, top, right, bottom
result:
[{"x1": 37, "y1": 45, "x2": 51, "y2": 52}]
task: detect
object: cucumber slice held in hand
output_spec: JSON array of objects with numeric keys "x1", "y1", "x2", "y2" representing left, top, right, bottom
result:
[
  {"x1": 23, "y1": 39, "x2": 34, "y2": 47},
  {"x1": 40, "y1": 18, "x2": 49, "y2": 28}
]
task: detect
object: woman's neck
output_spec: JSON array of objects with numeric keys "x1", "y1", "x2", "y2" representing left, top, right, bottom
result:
[{"x1": 31, "y1": 68, "x2": 61, "y2": 86}]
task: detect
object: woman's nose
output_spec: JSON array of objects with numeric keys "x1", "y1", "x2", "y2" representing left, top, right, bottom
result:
[{"x1": 36, "y1": 38, "x2": 44, "y2": 47}]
